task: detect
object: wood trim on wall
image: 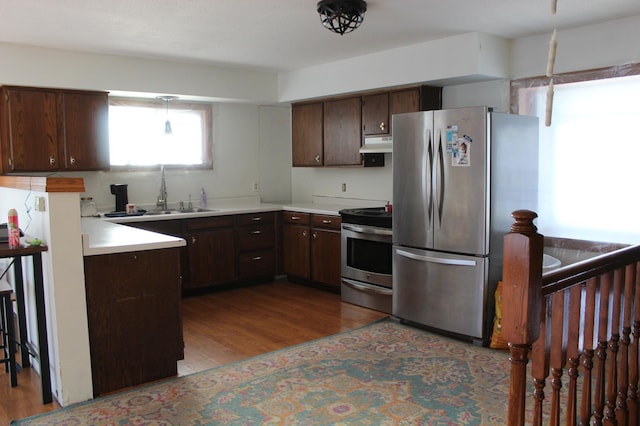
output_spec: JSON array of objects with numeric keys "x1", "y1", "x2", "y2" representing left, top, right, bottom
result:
[
  {"x1": 0, "y1": 176, "x2": 85, "y2": 193},
  {"x1": 510, "y1": 63, "x2": 640, "y2": 113}
]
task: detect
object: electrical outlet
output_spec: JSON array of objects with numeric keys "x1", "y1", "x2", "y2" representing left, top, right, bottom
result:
[
  {"x1": 35, "y1": 196, "x2": 46, "y2": 212},
  {"x1": 252, "y1": 182, "x2": 259, "y2": 192},
  {"x1": 341, "y1": 183, "x2": 347, "y2": 192}
]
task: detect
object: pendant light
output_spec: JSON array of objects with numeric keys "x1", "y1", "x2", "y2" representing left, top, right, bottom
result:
[{"x1": 157, "y1": 95, "x2": 178, "y2": 134}]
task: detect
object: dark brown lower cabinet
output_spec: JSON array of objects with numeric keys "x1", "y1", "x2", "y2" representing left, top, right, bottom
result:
[
  {"x1": 283, "y1": 212, "x2": 311, "y2": 280},
  {"x1": 84, "y1": 247, "x2": 182, "y2": 396},
  {"x1": 311, "y1": 227, "x2": 341, "y2": 287},
  {"x1": 282, "y1": 211, "x2": 341, "y2": 289},
  {"x1": 184, "y1": 216, "x2": 236, "y2": 288}
]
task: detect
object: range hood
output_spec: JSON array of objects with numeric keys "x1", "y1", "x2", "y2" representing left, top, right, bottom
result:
[{"x1": 360, "y1": 136, "x2": 392, "y2": 154}]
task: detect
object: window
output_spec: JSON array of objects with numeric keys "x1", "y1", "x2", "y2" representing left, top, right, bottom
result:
[
  {"x1": 511, "y1": 64, "x2": 640, "y2": 244},
  {"x1": 108, "y1": 98, "x2": 212, "y2": 169}
]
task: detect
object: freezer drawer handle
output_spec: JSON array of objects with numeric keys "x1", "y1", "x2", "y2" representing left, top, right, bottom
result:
[
  {"x1": 342, "y1": 278, "x2": 393, "y2": 295},
  {"x1": 396, "y1": 249, "x2": 477, "y2": 266}
]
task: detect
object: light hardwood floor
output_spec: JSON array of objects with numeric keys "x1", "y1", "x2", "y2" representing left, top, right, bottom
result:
[{"x1": 1, "y1": 280, "x2": 387, "y2": 423}]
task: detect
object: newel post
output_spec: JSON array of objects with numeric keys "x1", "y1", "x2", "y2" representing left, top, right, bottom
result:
[{"x1": 502, "y1": 210, "x2": 544, "y2": 426}]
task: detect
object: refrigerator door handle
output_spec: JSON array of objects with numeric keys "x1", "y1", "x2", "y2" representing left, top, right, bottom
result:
[
  {"x1": 426, "y1": 130, "x2": 433, "y2": 224},
  {"x1": 396, "y1": 249, "x2": 477, "y2": 267},
  {"x1": 436, "y1": 130, "x2": 445, "y2": 226},
  {"x1": 342, "y1": 278, "x2": 393, "y2": 295}
]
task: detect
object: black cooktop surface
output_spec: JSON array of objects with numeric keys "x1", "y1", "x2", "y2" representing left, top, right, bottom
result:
[{"x1": 339, "y1": 207, "x2": 392, "y2": 229}]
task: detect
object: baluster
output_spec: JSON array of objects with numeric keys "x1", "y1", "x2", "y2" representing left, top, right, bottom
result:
[
  {"x1": 604, "y1": 270, "x2": 622, "y2": 425},
  {"x1": 617, "y1": 264, "x2": 635, "y2": 425},
  {"x1": 549, "y1": 291, "x2": 566, "y2": 426},
  {"x1": 580, "y1": 277, "x2": 598, "y2": 426},
  {"x1": 532, "y1": 297, "x2": 550, "y2": 426},
  {"x1": 628, "y1": 261, "x2": 640, "y2": 426},
  {"x1": 566, "y1": 284, "x2": 582, "y2": 426},
  {"x1": 594, "y1": 273, "x2": 612, "y2": 425}
]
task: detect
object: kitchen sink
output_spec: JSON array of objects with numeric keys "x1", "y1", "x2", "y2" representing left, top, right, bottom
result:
[
  {"x1": 144, "y1": 210, "x2": 177, "y2": 215},
  {"x1": 176, "y1": 207, "x2": 217, "y2": 213},
  {"x1": 143, "y1": 208, "x2": 217, "y2": 215}
]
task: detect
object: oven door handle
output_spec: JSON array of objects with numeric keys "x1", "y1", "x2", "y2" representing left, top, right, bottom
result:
[
  {"x1": 342, "y1": 224, "x2": 393, "y2": 236},
  {"x1": 342, "y1": 278, "x2": 393, "y2": 296}
]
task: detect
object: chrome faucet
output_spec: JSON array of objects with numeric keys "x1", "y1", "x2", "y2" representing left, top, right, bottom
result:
[{"x1": 156, "y1": 165, "x2": 168, "y2": 210}]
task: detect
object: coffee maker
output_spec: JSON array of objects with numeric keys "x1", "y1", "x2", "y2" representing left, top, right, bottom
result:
[{"x1": 110, "y1": 184, "x2": 128, "y2": 212}]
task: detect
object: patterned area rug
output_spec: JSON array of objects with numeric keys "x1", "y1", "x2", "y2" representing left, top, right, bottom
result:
[{"x1": 13, "y1": 318, "x2": 510, "y2": 425}]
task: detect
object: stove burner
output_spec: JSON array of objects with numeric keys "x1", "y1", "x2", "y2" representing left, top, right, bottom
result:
[{"x1": 339, "y1": 207, "x2": 392, "y2": 229}]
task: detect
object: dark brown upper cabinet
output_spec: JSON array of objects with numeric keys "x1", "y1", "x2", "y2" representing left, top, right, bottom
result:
[{"x1": 0, "y1": 86, "x2": 109, "y2": 174}]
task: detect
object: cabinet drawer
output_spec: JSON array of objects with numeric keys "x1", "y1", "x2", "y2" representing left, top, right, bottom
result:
[
  {"x1": 283, "y1": 211, "x2": 310, "y2": 225},
  {"x1": 311, "y1": 214, "x2": 341, "y2": 230},
  {"x1": 237, "y1": 224, "x2": 275, "y2": 251},
  {"x1": 238, "y1": 249, "x2": 275, "y2": 279},
  {"x1": 186, "y1": 215, "x2": 234, "y2": 231},
  {"x1": 235, "y1": 212, "x2": 275, "y2": 226}
]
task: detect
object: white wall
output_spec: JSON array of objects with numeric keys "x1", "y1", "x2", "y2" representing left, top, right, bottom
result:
[
  {"x1": 278, "y1": 32, "x2": 510, "y2": 102},
  {"x1": 510, "y1": 15, "x2": 640, "y2": 79},
  {"x1": 0, "y1": 42, "x2": 279, "y2": 103},
  {"x1": 0, "y1": 188, "x2": 92, "y2": 406}
]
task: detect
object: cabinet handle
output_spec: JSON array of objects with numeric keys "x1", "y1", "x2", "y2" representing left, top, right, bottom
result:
[
  {"x1": 291, "y1": 216, "x2": 300, "y2": 221},
  {"x1": 8, "y1": 158, "x2": 12, "y2": 167},
  {"x1": 312, "y1": 232, "x2": 317, "y2": 239},
  {"x1": 252, "y1": 256, "x2": 262, "y2": 261},
  {"x1": 69, "y1": 156, "x2": 76, "y2": 165},
  {"x1": 251, "y1": 217, "x2": 262, "y2": 221},
  {"x1": 302, "y1": 230, "x2": 307, "y2": 237},
  {"x1": 315, "y1": 154, "x2": 321, "y2": 163},
  {"x1": 191, "y1": 236, "x2": 197, "y2": 244},
  {"x1": 322, "y1": 219, "x2": 332, "y2": 224},
  {"x1": 251, "y1": 230, "x2": 262, "y2": 234},
  {"x1": 379, "y1": 122, "x2": 386, "y2": 131},
  {"x1": 49, "y1": 156, "x2": 56, "y2": 166}
]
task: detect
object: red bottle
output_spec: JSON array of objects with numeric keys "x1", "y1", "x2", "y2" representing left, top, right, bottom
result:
[{"x1": 8, "y1": 208, "x2": 20, "y2": 248}]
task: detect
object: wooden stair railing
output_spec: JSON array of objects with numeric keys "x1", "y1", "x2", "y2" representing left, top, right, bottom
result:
[{"x1": 502, "y1": 210, "x2": 640, "y2": 425}]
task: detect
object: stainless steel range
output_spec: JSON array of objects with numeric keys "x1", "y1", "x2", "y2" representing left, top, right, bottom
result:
[{"x1": 339, "y1": 207, "x2": 392, "y2": 313}]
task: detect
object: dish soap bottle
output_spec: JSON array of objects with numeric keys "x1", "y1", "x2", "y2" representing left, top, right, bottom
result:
[{"x1": 200, "y1": 188, "x2": 207, "y2": 208}]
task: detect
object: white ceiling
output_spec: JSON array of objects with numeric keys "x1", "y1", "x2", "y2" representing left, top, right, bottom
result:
[{"x1": 1, "y1": 0, "x2": 640, "y2": 73}]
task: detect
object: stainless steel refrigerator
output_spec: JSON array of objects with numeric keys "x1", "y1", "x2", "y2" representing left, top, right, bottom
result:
[{"x1": 392, "y1": 106, "x2": 538, "y2": 345}]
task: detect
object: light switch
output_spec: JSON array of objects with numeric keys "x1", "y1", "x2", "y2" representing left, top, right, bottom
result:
[{"x1": 35, "y1": 196, "x2": 46, "y2": 212}]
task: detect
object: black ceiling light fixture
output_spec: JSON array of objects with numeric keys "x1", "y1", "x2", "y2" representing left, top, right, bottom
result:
[{"x1": 317, "y1": 0, "x2": 367, "y2": 35}]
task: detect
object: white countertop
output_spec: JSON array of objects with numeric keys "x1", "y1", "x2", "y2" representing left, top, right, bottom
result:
[
  {"x1": 82, "y1": 219, "x2": 186, "y2": 256},
  {"x1": 82, "y1": 196, "x2": 388, "y2": 256},
  {"x1": 282, "y1": 196, "x2": 388, "y2": 215},
  {"x1": 280, "y1": 203, "x2": 365, "y2": 215}
]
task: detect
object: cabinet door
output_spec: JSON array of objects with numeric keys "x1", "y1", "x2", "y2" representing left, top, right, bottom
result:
[
  {"x1": 323, "y1": 97, "x2": 362, "y2": 166},
  {"x1": 283, "y1": 224, "x2": 310, "y2": 279},
  {"x1": 84, "y1": 248, "x2": 181, "y2": 396},
  {"x1": 362, "y1": 93, "x2": 389, "y2": 136},
  {"x1": 2, "y1": 87, "x2": 59, "y2": 172},
  {"x1": 311, "y1": 227, "x2": 342, "y2": 288},
  {"x1": 390, "y1": 89, "x2": 420, "y2": 134},
  {"x1": 186, "y1": 228, "x2": 236, "y2": 288},
  {"x1": 292, "y1": 102, "x2": 323, "y2": 167},
  {"x1": 62, "y1": 91, "x2": 110, "y2": 170}
]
